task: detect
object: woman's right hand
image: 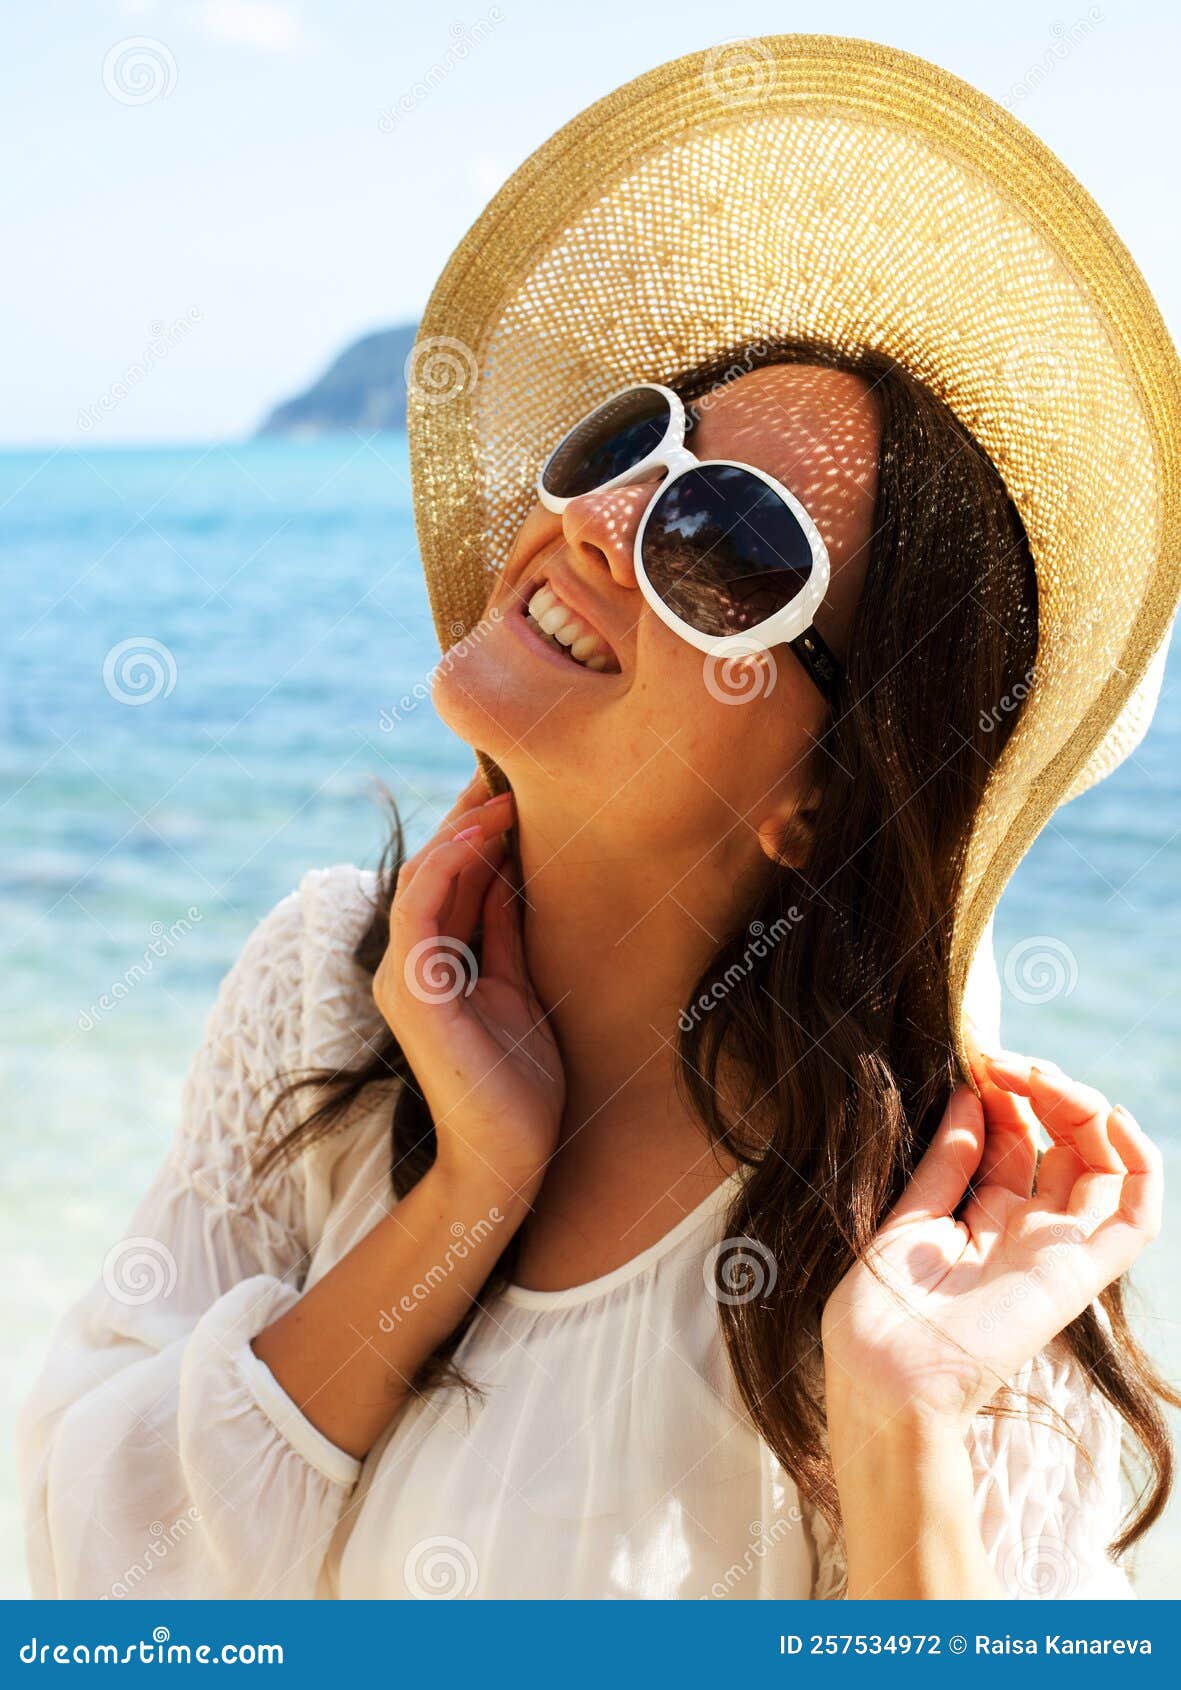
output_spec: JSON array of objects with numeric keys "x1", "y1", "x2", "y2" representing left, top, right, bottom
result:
[{"x1": 374, "y1": 771, "x2": 565, "y2": 1207}]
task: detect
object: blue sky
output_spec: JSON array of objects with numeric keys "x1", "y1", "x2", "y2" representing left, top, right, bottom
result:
[{"x1": 3, "y1": 0, "x2": 1177, "y2": 445}]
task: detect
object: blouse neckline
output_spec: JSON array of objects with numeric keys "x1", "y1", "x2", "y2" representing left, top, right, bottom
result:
[{"x1": 499, "y1": 1169, "x2": 745, "y2": 1311}]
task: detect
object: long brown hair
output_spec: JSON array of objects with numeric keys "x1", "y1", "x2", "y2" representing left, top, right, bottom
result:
[{"x1": 256, "y1": 338, "x2": 1175, "y2": 1560}]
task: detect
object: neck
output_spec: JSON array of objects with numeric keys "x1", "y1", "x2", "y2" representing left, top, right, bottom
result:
[{"x1": 511, "y1": 794, "x2": 762, "y2": 1193}]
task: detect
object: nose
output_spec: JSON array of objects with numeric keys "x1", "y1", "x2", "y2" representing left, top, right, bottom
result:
[{"x1": 559, "y1": 480, "x2": 658, "y2": 591}]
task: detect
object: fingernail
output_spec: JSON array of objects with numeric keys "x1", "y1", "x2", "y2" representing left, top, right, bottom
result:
[
  {"x1": 1027, "y1": 1061, "x2": 1064, "y2": 1082},
  {"x1": 454, "y1": 824, "x2": 483, "y2": 842},
  {"x1": 982, "y1": 1050, "x2": 1029, "y2": 1076}
]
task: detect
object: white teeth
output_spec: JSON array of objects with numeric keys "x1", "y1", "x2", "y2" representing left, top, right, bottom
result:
[
  {"x1": 538, "y1": 605, "x2": 570, "y2": 637},
  {"x1": 524, "y1": 579, "x2": 616, "y2": 672}
]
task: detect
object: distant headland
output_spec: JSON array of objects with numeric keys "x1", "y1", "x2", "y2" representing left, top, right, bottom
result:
[{"x1": 256, "y1": 323, "x2": 418, "y2": 438}]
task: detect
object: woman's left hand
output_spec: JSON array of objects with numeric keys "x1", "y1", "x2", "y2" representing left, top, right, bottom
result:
[{"x1": 821, "y1": 1047, "x2": 1163, "y2": 1433}]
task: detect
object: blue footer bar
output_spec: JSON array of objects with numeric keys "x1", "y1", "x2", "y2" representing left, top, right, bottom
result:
[{"x1": 2, "y1": 1600, "x2": 1177, "y2": 1685}]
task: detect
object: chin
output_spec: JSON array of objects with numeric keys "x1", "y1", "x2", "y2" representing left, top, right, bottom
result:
[
  {"x1": 431, "y1": 660, "x2": 509, "y2": 757},
  {"x1": 430, "y1": 625, "x2": 556, "y2": 766}
]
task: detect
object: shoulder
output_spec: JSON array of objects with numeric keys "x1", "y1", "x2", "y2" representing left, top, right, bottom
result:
[
  {"x1": 171, "y1": 864, "x2": 389, "y2": 1224},
  {"x1": 966, "y1": 1337, "x2": 1129, "y2": 1596},
  {"x1": 292, "y1": 864, "x2": 386, "y2": 1065},
  {"x1": 969, "y1": 1336, "x2": 1123, "y2": 1484},
  {"x1": 187, "y1": 863, "x2": 386, "y2": 1116}
]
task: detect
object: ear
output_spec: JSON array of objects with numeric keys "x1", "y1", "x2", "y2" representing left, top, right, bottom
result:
[{"x1": 756, "y1": 786, "x2": 821, "y2": 870}]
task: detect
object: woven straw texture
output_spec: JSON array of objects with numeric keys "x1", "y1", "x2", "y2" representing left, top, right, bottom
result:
[{"x1": 407, "y1": 35, "x2": 1181, "y2": 1058}]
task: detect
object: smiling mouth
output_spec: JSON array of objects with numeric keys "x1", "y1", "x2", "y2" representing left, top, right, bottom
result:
[{"x1": 520, "y1": 580, "x2": 622, "y2": 673}]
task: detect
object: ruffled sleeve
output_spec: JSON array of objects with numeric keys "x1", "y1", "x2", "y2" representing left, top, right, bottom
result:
[
  {"x1": 966, "y1": 1341, "x2": 1132, "y2": 1598},
  {"x1": 18, "y1": 868, "x2": 379, "y2": 1600},
  {"x1": 802, "y1": 1340, "x2": 1133, "y2": 1599}
]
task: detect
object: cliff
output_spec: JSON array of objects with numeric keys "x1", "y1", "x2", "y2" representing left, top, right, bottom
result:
[{"x1": 256, "y1": 323, "x2": 418, "y2": 437}]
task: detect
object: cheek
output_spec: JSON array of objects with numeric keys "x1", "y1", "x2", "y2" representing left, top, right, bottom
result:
[
  {"x1": 428, "y1": 619, "x2": 523, "y2": 748},
  {"x1": 675, "y1": 659, "x2": 821, "y2": 804},
  {"x1": 649, "y1": 639, "x2": 782, "y2": 741},
  {"x1": 694, "y1": 696, "x2": 795, "y2": 801}
]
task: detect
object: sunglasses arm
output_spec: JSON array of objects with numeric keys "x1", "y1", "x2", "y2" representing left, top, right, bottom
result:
[
  {"x1": 656, "y1": 445, "x2": 698, "y2": 476},
  {"x1": 787, "y1": 625, "x2": 844, "y2": 707}
]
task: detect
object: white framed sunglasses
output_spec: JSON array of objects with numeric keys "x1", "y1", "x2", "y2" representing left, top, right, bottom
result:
[{"x1": 536, "y1": 382, "x2": 843, "y2": 703}]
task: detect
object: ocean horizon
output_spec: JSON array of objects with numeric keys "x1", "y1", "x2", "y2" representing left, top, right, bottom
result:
[{"x1": 2, "y1": 436, "x2": 1178, "y2": 1596}]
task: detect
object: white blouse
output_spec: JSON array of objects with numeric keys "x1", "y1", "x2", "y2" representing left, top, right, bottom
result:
[{"x1": 20, "y1": 865, "x2": 1134, "y2": 1601}]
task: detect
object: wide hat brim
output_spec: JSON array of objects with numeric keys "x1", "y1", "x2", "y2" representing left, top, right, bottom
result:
[{"x1": 407, "y1": 34, "x2": 1181, "y2": 1068}]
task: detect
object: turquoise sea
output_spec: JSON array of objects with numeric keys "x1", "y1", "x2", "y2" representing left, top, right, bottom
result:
[{"x1": 1, "y1": 439, "x2": 1178, "y2": 1596}]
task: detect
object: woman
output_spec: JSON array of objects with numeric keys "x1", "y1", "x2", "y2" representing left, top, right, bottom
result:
[{"x1": 21, "y1": 39, "x2": 1180, "y2": 1600}]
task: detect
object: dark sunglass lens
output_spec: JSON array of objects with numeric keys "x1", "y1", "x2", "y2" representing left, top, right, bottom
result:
[
  {"x1": 542, "y1": 388, "x2": 672, "y2": 499},
  {"x1": 641, "y1": 465, "x2": 815, "y2": 637}
]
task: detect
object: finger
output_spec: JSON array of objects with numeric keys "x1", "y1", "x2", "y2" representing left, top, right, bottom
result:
[
  {"x1": 890, "y1": 1085, "x2": 985, "y2": 1223},
  {"x1": 979, "y1": 1047, "x2": 1061, "y2": 1088},
  {"x1": 405, "y1": 771, "x2": 491, "y2": 861},
  {"x1": 391, "y1": 829, "x2": 495, "y2": 952},
  {"x1": 961, "y1": 1013, "x2": 988, "y2": 1084},
  {"x1": 1054, "y1": 1107, "x2": 1162, "y2": 1291},
  {"x1": 442, "y1": 769, "x2": 493, "y2": 824},
  {"x1": 983, "y1": 1055, "x2": 1121, "y2": 1172},
  {"x1": 429, "y1": 789, "x2": 513, "y2": 851},
  {"x1": 1029, "y1": 1066, "x2": 1125, "y2": 1172},
  {"x1": 979, "y1": 1049, "x2": 1060, "y2": 1143},
  {"x1": 380, "y1": 831, "x2": 499, "y2": 1018},
  {"x1": 1066, "y1": 1170, "x2": 1125, "y2": 1230},
  {"x1": 1034, "y1": 1143, "x2": 1087, "y2": 1211},
  {"x1": 432, "y1": 826, "x2": 506, "y2": 935},
  {"x1": 1101, "y1": 1105, "x2": 1164, "y2": 1237},
  {"x1": 397, "y1": 792, "x2": 514, "y2": 894},
  {"x1": 972, "y1": 1049, "x2": 1040, "y2": 1199},
  {"x1": 444, "y1": 783, "x2": 511, "y2": 833},
  {"x1": 445, "y1": 833, "x2": 508, "y2": 941}
]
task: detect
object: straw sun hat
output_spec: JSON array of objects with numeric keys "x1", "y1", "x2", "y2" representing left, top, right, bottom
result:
[{"x1": 406, "y1": 34, "x2": 1181, "y2": 1066}]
